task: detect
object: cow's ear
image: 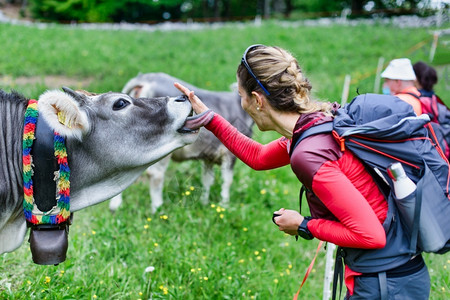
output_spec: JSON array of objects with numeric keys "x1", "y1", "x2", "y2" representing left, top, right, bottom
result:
[{"x1": 38, "y1": 89, "x2": 90, "y2": 140}]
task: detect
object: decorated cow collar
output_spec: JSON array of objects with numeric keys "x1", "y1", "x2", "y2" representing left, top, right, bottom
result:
[{"x1": 23, "y1": 99, "x2": 71, "y2": 225}]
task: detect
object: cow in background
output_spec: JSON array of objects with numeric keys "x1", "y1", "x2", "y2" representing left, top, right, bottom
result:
[{"x1": 109, "y1": 73, "x2": 254, "y2": 213}]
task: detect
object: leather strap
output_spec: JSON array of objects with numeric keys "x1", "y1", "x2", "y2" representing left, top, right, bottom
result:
[{"x1": 31, "y1": 116, "x2": 58, "y2": 212}]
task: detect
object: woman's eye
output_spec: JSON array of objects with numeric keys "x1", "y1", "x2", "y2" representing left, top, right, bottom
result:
[{"x1": 113, "y1": 98, "x2": 130, "y2": 110}]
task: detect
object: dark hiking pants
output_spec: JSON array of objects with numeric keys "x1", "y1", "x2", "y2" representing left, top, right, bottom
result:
[{"x1": 347, "y1": 263, "x2": 430, "y2": 300}]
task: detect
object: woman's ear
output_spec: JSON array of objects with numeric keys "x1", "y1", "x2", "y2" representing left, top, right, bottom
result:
[{"x1": 251, "y1": 91, "x2": 265, "y2": 109}]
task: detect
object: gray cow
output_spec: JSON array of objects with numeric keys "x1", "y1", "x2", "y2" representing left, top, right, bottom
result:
[
  {"x1": 0, "y1": 87, "x2": 200, "y2": 255},
  {"x1": 109, "y1": 73, "x2": 254, "y2": 213}
]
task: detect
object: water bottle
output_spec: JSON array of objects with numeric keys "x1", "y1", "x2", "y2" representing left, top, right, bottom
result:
[
  {"x1": 387, "y1": 162, "x2": 416, "y2": 199},
  {"x1": 388, "y1": 162, "x2": 446, "y2": 252}
]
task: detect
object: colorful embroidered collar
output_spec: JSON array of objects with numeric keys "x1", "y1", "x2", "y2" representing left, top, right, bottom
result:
[{"x1": 23, "y1": 99, "x2": 71, "y2": 225}]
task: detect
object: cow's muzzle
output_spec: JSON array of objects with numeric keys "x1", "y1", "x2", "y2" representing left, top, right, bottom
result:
[
  {"x1": 28, "y1": 221, "x2": 71, "y2": 266},
  {"x1": 178, "y1": 109, "x2": 215, "y2": 133}
]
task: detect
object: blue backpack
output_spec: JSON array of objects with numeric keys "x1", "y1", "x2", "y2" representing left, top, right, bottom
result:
[{"x1": 295, "y1": 93, "x2": 450, "y2": 255}]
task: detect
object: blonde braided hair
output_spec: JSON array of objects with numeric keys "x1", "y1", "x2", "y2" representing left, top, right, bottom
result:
[{"x1": 237, "y1": 45, "x2": 332, "y2": 115}]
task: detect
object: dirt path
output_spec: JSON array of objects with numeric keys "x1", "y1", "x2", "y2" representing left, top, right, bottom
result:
[{"x1": 0, "y1": 75, "x2": 93, "y2": 90}]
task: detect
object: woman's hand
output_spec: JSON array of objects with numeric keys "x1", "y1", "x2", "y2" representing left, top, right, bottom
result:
[
  {"x1": 273, "y1": 208, "x2": 303, "y2": 236},
  {"x1": 174, "y1": 82, "x2": 209, "y2": 114}
]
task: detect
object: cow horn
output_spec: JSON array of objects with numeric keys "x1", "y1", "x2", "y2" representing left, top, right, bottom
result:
[{"x1": 62, "y1": 86, "x2": 87, "y2": 104}]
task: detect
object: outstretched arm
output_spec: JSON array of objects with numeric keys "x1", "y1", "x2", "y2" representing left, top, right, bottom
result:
[
  {"x1": 206, "y1": 114, "x2": 290, "y2": 170},
  {"x1": 175, "y1": 82, "x2": 290, "y2": 170}
]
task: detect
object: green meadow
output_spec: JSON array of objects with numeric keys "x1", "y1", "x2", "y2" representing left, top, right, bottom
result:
[{"x1": 0, "y1": 20, "x2": 449, "y2": 299}]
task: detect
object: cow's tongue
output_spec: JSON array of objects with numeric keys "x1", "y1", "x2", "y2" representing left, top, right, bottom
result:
[{"x1": 179, "y1": 110, "x2": 215, "y2": 133}]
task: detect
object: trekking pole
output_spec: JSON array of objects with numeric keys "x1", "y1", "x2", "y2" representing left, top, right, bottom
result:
[
  {"x1": 341, "y1": 75, "x2": 351, "y2": 106},
  {"x1": 374, "y1": 57, "x2": 385, "y2": 94},
  {"x1": 322, "y1": 243, "x2": 337, "y2": 300}
]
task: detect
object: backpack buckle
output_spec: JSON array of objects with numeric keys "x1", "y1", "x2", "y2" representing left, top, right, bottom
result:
[{"x1": 332, "y1": 131, "x2": 345, "y2": 151}]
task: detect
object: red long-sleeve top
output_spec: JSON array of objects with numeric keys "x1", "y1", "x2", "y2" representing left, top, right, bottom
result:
[{"x1": 205, "y1": 112, "x2": 389, "y2": 293}]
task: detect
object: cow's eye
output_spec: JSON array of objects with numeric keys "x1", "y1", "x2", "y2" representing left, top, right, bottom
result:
[{"x1": 113, "y1": 98, "x2": 130, "y2": 111}]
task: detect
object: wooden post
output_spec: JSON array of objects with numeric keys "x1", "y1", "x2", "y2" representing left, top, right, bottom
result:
[
  {"x1": 322, "y1": 243, "x2": 337, "y2": 300},
  {"x1": 341, "y1": 75, "x2": 351, "y2": 106},
  {"x1": 429, "y1": 32, "x2": 439, "y2": 63},
  {"x1": 374, "y1": 57, "x2": 385, "y2": 94},
  {"x1": 436, "y1": 0, "x2": 443, "y2": 27}
]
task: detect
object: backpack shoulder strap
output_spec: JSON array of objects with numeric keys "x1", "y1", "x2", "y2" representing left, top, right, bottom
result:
[
  {"x1": 400, "y1": 92, "x2": 421, "y2": 101},
  {"x1": 292, "y1": 122, "x2": 334, "y2": 152}
]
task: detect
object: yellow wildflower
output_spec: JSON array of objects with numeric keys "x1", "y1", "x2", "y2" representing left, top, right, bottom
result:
[{"x1": 260, "y1": 189, "x2": 267, "y2": 195}]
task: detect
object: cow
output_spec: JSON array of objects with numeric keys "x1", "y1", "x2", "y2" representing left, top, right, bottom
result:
[
  {"x1": 109, "y1": 73, "x2": 254, "y2": 214},
  {"x1": 0, "y1": 87, "x2": 202, "y2": 255}
]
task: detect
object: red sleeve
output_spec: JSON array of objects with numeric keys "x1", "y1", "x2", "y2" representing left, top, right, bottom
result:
[
  {"x1": 205, "y1": 114, "x2": 290, "y2": 170},
  {"x1": 308, "y1": 160, "x2": 386, "y2": 249}
]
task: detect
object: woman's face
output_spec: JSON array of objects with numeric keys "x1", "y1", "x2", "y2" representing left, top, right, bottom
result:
[{"x1": 237, "y1": 78, "x2": 272, "y2": 131}]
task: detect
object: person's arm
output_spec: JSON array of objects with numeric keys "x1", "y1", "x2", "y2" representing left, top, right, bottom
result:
[
  {"x1": 206, "y1": 114, "x2": 290, "y2": 170},
  {"x1": 307, "y1": 160, "x2": 386, "y2": 249},
  {"x1": 174, "y1": 81, "x2": 290, "y2": 170},
  {"x1": 274, "y1": 159, "x2": 386, "y2": 249}
]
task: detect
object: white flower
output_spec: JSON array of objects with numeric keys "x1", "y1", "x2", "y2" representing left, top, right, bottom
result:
[{"x1": 145, "y1": 266, "x2": 155, "y2": 273}]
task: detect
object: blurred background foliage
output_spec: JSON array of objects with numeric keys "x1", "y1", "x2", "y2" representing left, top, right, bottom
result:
[{"x1": 2, "y1": 0, "x2": 447, "y2": 23}]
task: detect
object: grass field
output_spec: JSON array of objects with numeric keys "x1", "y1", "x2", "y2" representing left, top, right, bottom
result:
[{"x1": 0, "y1": 19, "x2": 449, "y2": 299}]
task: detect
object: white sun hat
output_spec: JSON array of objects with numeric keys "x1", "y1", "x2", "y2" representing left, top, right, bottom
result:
[{"x1": 381, "y1": 58, "x2": 416, "y2": 80}]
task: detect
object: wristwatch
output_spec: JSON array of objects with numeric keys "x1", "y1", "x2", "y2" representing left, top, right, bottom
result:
[{"x1": 297, "y1": 216, "x2": 313, "y2": 240}]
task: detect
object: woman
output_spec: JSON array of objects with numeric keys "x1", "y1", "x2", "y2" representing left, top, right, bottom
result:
[
  {"x1": 413, "y1": 61, "x2": 439, "y2": 98},
  {"x1": 175, "y1": 45, "x2": 430, "y2": 299}
]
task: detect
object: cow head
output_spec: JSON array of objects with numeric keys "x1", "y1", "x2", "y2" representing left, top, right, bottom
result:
[{"x1": 37, "y1": 87, "x2": 200, "y2": 211}]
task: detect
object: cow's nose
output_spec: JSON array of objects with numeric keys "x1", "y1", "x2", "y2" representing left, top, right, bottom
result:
[{"x1": 174, "y1": 95, "x2": 188, "y2": 102}]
